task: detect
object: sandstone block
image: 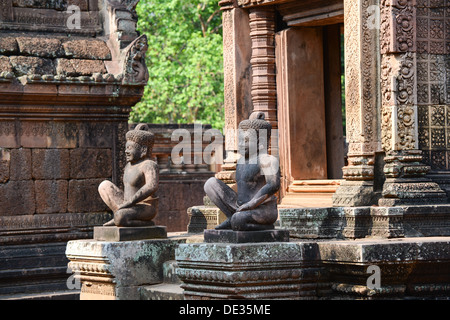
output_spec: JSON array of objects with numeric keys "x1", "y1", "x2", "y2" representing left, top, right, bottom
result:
[
  {"x1": 68, "y1": 179, "x2": 107, "y2": 213},
  {"x1": 0, "y1": 37, "x2": 19, "y2": 55},
  {"x1": 9, "y1": 56, "x2": 55, "y2": 76},
  {"x1": 66, "y1": 238, "x2": 185, "y2": 300},
  {"x1": 0, "y1": 56, "x2": 13, "y2": 74},
  {"x1": 16, "y1": 37, "x2": 63, "y2": 59},
  {"x1": 69, "y1": 148, "x2": 112, "y2": 179},
  {"x1": 10, "y1": 148, "x2": 32, "y2": 181},
  {"x1": 0, "y1": 148, "x2": 10, "y2": 183},
  {"x1": 63, "y1": 39, "x2": 111, "y2": 60},
  {"x1": 56, "y1": 58, "x2": 106, "y2": 77},
  {"x1": 0, "y1": 180, "x2": 35, "y2": 216},
  {"x1": 32, "y1": 149, "x2": 70, "y2": 180},
  {"x1": 35, "y1": 180, "x2": 68, "y2": 214},
  {"x1": 12, "y1": 0, "x2": 67, "y2": 10}
]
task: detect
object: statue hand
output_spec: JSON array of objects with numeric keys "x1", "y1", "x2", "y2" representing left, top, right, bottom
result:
[
  {"x1": 237, "y1": 202, "x2": 253, "y2": 212},
  {"x1": 118, "y1": 201, "x2": 133, "y2": 210}
]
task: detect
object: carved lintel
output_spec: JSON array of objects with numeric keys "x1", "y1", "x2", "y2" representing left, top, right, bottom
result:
[
  {"x1": 122, "y1": 34, "x2": 149, "y2": 85},
  {"x1": 219, "y1": 0, "x2": 238, "y2": 10}
]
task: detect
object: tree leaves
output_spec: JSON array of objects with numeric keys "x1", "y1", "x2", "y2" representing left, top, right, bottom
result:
[{"x1": 130, "y1": 0, "x2": 224, "y2": 130}]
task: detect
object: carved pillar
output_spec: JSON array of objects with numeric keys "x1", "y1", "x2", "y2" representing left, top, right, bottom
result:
[
  {"x1": 215, "y1": 1, "x2": 253, "y2": 188},
  {"x1": 332, "y1": 0, "x2": 381, "y2": 207},
  {"x1": 378, "y1": 0, "x2": 447, "y2": 205},
  {"x1": 248, "y1": 6, "x2": 277, "y2": 129}
]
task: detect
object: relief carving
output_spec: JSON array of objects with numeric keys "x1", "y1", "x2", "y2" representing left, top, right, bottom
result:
[
  {"x1": 380, "y1": 0, "x2": 416, "y2": 54},
  {"x1": 122, "y1": 34, "x2": 149, "y2": 85},
  {"x1": 381, "y1": 52, "x2": 417, "y2": 151}
]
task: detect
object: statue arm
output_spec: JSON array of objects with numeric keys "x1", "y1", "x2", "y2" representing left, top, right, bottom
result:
[
  {"x1": 119, "y1": 163, "x2": 159, "y2": 209},
  {"x1": 238, "y1": 156, "x2": 280, "y2": 211}
]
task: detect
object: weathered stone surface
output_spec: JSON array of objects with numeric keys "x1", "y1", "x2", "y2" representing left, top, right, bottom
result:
[
  {"x1": 0, "y1": 180, "x2": 35, "y2": 216},
  {"x1": 176, "y1": 242, "x2": 323, "y2": 299},
  {"x1": 0, "y1": 37, "x2": 18, "y2": 55},
  {"x1": 317, "y1": 237, "x2": 450, "y2": 298},
  {"x1": 10, "y1": 148, "x2": 31, "y2": 181},
  {"x1": 94, "y1": 226, "x2": 167, "y2": 241},
  {"x1": 12, "y1": 0, "x2": 68, "y2": 10},
  {"x1": 16, "y1": 37, "x2": 63, "y2": 59},
  {"x1": 280, "y1": 204, "x2": 450, "y2": 239},
  {"x1": 0, "y1": 56, "x2": 14, "y2": 73},
  {"x1": 0, "y1": 148, "x2": 10, "y2": 183},
  {"x1": 56, "y1": 58, "x2": 106, "y2": 76},
  {"x1": 69, "y1": 148, "x2": 112, "y2": 179},
  {"x1": 279, "y1": 207, "x2": 346, "y2": 239},
  {"x1": 9, "y1": 56, "x2": 55, "y2": 76},
  {"x1": 66, "y1": 238, "x2": 186, "y2": 300},
  {"x1": 32, "y1": 149, "x2": 70, "y2": 180},
  {"x1": 204, "y1": 229, "x2": 289, "y2": 243},
  {"x1": 68, "y1": 178, "x2": 108, "y2": 213},
  {"x1": 35, "y1": 180, "x2": 68, "y2": 214},
  {"x1": 62, "y1": 39, "x2": 111, "y2": 60}
]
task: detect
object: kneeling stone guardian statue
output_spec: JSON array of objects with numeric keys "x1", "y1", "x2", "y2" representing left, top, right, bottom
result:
[
  {"x1": 204, "y1": 112, "x2": 280, "y2": 231},
  {"x1": 99, "y1": 123, "x2": 159, "y2": 227}
]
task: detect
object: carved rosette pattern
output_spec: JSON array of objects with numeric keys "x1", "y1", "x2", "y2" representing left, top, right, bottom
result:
[
  {"x1": 248, "y1": 7, "x2": 277, "y2": 128},
  {"x1": 380, "y1": 0, "x2": 419, "y2": 153},
  {"x1": 380, "y1": 0, "x2": 416, "y2": 54}
]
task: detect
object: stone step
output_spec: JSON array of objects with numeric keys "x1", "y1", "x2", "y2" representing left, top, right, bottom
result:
[
  {"x1": 0, "y1": 290, "x2": 80, "y2": 300},
  {"x1": 140, "y1": 283, "x2": 184, "y2": 300}
]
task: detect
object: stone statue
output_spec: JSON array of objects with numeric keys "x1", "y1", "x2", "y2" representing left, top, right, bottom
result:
[
  {"x1": 204, "y1": 112, "x2": 280, "y2": 231},
  {"x1": 99, "y1": 123, "x2": 159, "y2": 227}
]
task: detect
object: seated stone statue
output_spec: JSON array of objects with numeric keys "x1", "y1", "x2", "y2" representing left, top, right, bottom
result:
[
  {"x1": 99, "y1": 124, "x2": 159, "y2": 227},
  {"x1": 204, "y1": 112, "x2": 280, "y2": 231}
]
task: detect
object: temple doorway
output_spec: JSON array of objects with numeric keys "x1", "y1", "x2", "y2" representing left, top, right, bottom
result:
[{"x1": 276, "y1": 20, "x2": 346, "y2": 207}]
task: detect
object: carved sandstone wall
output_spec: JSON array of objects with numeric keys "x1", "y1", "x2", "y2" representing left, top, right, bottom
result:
[{"x1": 0, "y1": 0, "x2": 149, "y2": 297}]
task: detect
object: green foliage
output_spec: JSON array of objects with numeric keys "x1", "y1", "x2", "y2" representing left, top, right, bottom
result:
[{"x1": 130, "y1": 0, "x2": 225, "y2": 130}]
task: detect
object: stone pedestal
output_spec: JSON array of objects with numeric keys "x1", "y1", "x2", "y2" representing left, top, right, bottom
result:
[
  {"x1": 66, "y1": 238, "x2": 184, "y2": 300},
  {"x1": 176, "y1": 242, "x2": 324, "y2": 299},
  {"x1": 93, "y1": 226, "x2": 167, "y2": 242}
]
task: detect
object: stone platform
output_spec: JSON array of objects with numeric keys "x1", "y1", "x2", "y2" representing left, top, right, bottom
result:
[
  {"x1": 93, "y1": 226, "x2": 167, "y2": 242},
  {"x1": 66, "y1": 236, "x2": 185, "y2": 300},
  {"x1": 175, "y1": 236, "x2": 450, "y2": 299},
  {"x1": 204, "y1": 229, "x2": 289, "y2": 243},
  {"x1": 279, "y1": 204, "x2": 450, "y2": 239}
]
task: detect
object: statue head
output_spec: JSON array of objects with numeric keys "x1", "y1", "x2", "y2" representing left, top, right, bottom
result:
[
  {"x1": 238, "y1": 112, "x2": 272, "y2": 157},
  {"x1": 125, "y1": 123, "x2": 154, "y2": 163}
]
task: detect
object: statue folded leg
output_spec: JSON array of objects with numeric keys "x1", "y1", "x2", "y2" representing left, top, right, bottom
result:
[
  {"x1": 204, "y1": 177, "x2": 278, "y2": 231},
  {"x1": 98, "y1": 180, "x2": 157, "y2": 227},
  {"x1": 204, "y1": 177, "x2": 238, "y2": 230},
  {"x1": 230, "y1": 199, "x2": 278, "y2": 231}
]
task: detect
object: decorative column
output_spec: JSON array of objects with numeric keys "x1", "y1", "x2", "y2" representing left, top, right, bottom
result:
[
  {"x1": 214, "y1": 1, "x2": 253, "y2": 189},
  {"x1": 378, "y1": 0, "x2": 446, "y2": 206},
  {"x1": 248, "y1": 6, "x2": 277, "y2": 129},
  {"x1": 332, "y1": 0, "x2": 381, "y2": 207},
  {"x1": 186, "y1": 1, "x2": 253, "y2": 231}
]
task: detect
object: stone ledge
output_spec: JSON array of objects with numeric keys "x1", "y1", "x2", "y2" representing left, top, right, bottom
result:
[{"x1": 204, "y1": 229, "x2": 289, "y2": 243}]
